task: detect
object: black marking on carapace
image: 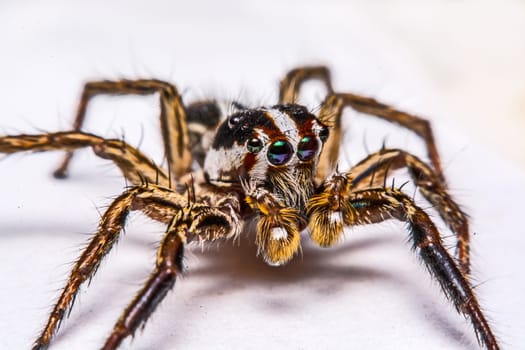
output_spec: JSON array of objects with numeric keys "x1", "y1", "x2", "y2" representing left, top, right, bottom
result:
[
  {"x1": 212, "y1": 104, "x2": 319, "y2": 150},
  {"x1": 212, "y1": 109, "x2": 271, "y2": 149}
]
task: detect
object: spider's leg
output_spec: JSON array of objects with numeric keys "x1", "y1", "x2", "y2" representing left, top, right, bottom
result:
[
  {"x1": 318, "y1": 92, "x2": 445, "y2": 183},
  {"x1": 244, "y1": 185, "x2": 302, "y2": 266},
  {"x1": 278, "y1": 66, "x2": 334, "y2": 104},
  {"x1": 0, "y1": 131, "x2": 169, "y2": 186},
  {"x1": 103, "y1": 222, "x2": 184, "y2": 350},
  {"x1": 278, "y1": 66, "x2": 444, "y2": 183},
  {"x1": 102, "y1": 194, "x2": 240, "y2": 350},
  {"x1": 347, "y1": 188, "x2": 499, "y2": 350},
  {"x1": 31, "y1": 184, "x2": 188, "y2": 350},
  {"x1": 308, "y1": 182, "x2": 498, "y2": 349},
  {"x1": 349, "y1": 148, "x2": 470, "y2": 274},
  {"x1": 53, "y1": 79, "x2": 191, "y2": 179}
]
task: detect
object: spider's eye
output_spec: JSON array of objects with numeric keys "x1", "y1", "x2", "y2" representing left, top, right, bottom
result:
[
  {"x1": 247, "y1": 138, "x2": 263, "y2": 153},
  {"x1": 297, "y1": 135, "x2": 319, "y2": 161},
  {"x1": 267, "y1": 140, "x2": 293, "y2": 165},
  {"x1": 319, "y1": 126, "x2": 329, "y2": 143},
  {"x1": 228, "y1": 114, "x2": 242, "y2": 129}
]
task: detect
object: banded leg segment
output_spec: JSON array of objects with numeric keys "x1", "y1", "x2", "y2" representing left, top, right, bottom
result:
[
  {"x1": 318, "y1": 92, "x2": 444, "y2": 183},
  {"x1": 0, "y1": 132, "x2": 169, "y2": 187},
  {"x1": 277, "y1": 66, "x2": 444, "y2": 183},
  {"x1": 349, "y1": 148, "x2": 470, "y2": 274},
  {"x1": 32, "y1": 183, "x2": 241, "y2": 349},
  {"x1": 103, "y1": 195, "x2": 241, "y2": 349},
  {"x1": 348, "y1": 188, "x2": 499, "y2": 350},
  {"x1": 279, "y1": 66, "x2": 333, "y2": 104},
  {"x1": 54, "y1": 79, "x2": 191, "y2": 179},
  {"x1": 103, "y1": 226, "x2": 184, "y2": 350},
  {"x1": 31, "y1": 185, "x2": 187, "y2": 350}
]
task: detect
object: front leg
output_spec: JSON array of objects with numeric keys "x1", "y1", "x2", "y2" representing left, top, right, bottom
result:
[
  {"x1": 349, "y1": 148, "x2": 471, "y2": 274},
  {"x1": 31, "y1": 183, "x2": 240, "y2": 350},
  {"x1": 31, "y1": 185, "x2": 187, "y2": 349},
  {"x1": 347, "y1": 188, "x2": 499, "y2": 350},
  {"x1": 103, "y1": 195, "x2": 240, "y2": 349}
]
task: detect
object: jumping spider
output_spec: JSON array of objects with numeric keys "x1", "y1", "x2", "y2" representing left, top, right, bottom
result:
[{"x1": 0, "y1": 66, "x2": 499, "y2": 349}]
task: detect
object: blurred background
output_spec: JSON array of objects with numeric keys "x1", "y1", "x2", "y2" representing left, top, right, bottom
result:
[
  {"x1": 1, "y1": 1, "x2": 523, "y2": 167},
  {"x1": 0, "y1": 1, "x2": 524, "y2": 349}
]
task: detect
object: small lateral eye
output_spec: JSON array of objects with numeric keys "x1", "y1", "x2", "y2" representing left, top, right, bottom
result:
[
  {"x1": 247, "y1": 138, "x2": 263, "y2": 153},
  {"x1": 297, "y1": 135, "x2": 319, "y2": 161},
  {"x1": 267, "y1": 140, "x2": 293, "y2": 165},
  {"x1": 228, "y1": 114, "x2": 242, "y2": 129},
  {"x1": 318, "y1": 126, "x2": 329, "y2": 142}
]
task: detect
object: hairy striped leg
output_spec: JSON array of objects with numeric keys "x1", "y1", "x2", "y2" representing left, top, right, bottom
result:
[
  {"x1": 31, "y1": 184, "x2": 240, "y2": 350},
  {"x1": 318, "y1": 92, "x2": 444, "y2": 182},
  {"x1": 307, "y1": 177, "x2": 499, "y2": 349},
  {"x1": 103, "y1": 221, "x2": 185, "y2": 350},
  {"x1": 347, "y1": 188, "x2": 499, "y2": 350},
  {"x1": 103, "y1": 192, "x2": 241, "y2": 349},
  {"x1": 53, "y1": 79, "x2": 192, "y2": 179},
  {"x1": 0, "y1": 131, "x2": 169, "y2": 187},
  {"x1": 278, "y1": 66, "x2": 444, "y2": 183},
  {"x1": 279, "y1": 66, "x2": 334, "y2": 103},
  {"x1": 348, "y1": 148, "x2": 471, "y2": 274}
]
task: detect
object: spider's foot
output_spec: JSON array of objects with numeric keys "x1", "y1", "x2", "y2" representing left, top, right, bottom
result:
[
  {"x1": 53, "y1": 168, "x2": 68, "y2": 179},
  {"x1": 32, "y1": 339, "x2": 49, "y2": 350},
  {"x1": 53, "y1": 152, "x2": 74, "y2": 179}
]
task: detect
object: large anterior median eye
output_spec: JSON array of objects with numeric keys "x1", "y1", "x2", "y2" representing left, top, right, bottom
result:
[
  {"x1": 297, "y1": 135, "x2": 319, "y2": 161},
  {"x1": 267, "y1": 140, "x2": 293, "y2": 165}
]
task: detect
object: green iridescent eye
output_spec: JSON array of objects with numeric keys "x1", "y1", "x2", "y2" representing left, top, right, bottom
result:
[
  {"x1": 297, "y1": 135, "x2": 319, "y2": 161},
  {"x1": 247, "y1": 138, "x2": 263, "y2": 153},
  {"x1": 267, "y1": 140, "x2": 293, "y2": 165}
]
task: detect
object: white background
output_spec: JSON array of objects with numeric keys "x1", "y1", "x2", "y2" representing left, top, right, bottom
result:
[{"x1": 1, "y1": 1, "x2": 524, "y2": 349}]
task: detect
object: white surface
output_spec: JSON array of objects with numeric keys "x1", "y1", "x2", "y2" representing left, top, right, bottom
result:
[{"x1": 1, "y1": 1, "x2": 524, "y2": 349}]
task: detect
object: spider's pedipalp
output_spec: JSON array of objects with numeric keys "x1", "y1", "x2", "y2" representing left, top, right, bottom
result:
[
  {"x1": 245, "y1": 186, "x2": 302, "y2": 266},
  {"x1": 306, "y1": 171, "x2": 354, "y2": 247}
]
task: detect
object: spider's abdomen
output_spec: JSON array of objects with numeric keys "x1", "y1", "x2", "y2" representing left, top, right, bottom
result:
[
  {"x1": 203, "y1": 104, "x2": 329, "y2": 211},
  {"x1": 185, "y1": 101, "x2": 223, "y2": 167}
]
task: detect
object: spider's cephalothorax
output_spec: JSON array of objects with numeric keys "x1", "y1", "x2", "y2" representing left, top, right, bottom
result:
[
  {"x1": 0, "y1": 66, "x2": 500, "y2": 350},
  {"x1": 204, "y1": 104, "x2": 329, "y2": 211},
  {"x1": 204, "y1": 104, "x2": 330, "y2": 266}
]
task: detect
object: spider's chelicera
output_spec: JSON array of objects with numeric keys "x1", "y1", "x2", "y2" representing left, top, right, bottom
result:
[{"x1": 0, "y1": 66, "x2": 499, "y2": 349}]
